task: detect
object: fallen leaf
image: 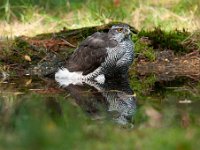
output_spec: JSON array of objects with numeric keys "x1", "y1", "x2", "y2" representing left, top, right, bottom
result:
[
  {"x1": 24, "y1": 55, "x2": 31, "y2": 62},
  {"x1": 179, "y1": 99, "x2": 192, "y2": 104},
  {"x1": 25, "y1": 79, "x2": 32, "y2": 86}
]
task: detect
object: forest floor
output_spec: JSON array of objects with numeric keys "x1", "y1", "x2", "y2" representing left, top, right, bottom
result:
[{"x1": 0, "y1": 23, "x2": 199, "y2": 81}]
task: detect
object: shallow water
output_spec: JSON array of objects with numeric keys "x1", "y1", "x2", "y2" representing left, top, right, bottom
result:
[
  {"x1": 0, "y1": 75, "x2": 200, "y2": 128},
  {"x1": 0, "y1": 76, "x2": 137, "y2": 126},
  {"x1": 0, "y1": 75, "x2": 200, "y2": 150}
]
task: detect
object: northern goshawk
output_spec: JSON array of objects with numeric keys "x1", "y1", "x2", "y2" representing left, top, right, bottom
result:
[{"x1": 55, "y1": 24, "x2": 134, "y2": 85}]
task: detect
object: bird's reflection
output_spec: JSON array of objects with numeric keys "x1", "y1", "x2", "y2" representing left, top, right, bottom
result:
[{"x1": 56, "y1": 77, "x2": 137, "y2": 125}]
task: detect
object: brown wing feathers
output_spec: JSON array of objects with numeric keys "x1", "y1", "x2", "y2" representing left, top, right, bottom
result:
[{"x1": 66, "y1": 32, "x2": 110, "y2": 75}]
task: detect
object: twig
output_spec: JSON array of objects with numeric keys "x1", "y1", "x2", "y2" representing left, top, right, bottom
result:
[{"x1": 60, "y1": 38, "x2": 76, "y2": 48}]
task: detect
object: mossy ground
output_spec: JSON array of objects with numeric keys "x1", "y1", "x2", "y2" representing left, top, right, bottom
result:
[{"x1": 1, "y1": 25, "x2": 199, "y2": 77}]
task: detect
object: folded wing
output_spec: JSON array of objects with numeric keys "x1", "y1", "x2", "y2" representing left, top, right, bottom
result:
[{"x1": 66, "y1": 32, "x2": 117, "y2": 75}]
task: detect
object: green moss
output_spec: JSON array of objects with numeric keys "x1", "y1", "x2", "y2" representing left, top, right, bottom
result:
[
  {"x1": 132, "y1": 34, "x2": 156, "y2": 61},
  {"x1": 129, "y1": 74, "x2": 157, "y2": 96},
  {"x1": 138, "y1": 28, "x2": 190, "y2": 53},
  {"x1": 14, "y1": 37, "x2": 31, "y2": 52}
]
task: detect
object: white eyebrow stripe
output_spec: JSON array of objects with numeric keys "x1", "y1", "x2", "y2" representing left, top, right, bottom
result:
[
  {"x1": 112, "y1": 27, "x2": 122, "y2": 29},
  {"x1": 111, "y1": 26, "x2": 130, "y2": 30}
]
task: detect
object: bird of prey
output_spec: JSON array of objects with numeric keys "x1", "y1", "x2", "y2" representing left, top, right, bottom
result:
[{"x1": 55, "y1": 24, "x2": 134, "y2": 85}]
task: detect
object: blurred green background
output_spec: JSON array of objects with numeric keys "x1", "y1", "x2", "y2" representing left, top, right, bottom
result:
[{"x1": 0, "y1": 0, "x2": 200, "y2": 37}]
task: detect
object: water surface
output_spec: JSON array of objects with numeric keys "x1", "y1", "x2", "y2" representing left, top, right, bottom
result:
[{"x1": 1, "y1": 75, "x2": 199, "y2": 128}]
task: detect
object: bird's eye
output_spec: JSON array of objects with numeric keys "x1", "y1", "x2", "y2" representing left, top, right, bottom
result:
[{"x1": 117, "y1": 28, "x2": 123, "y2": 32}]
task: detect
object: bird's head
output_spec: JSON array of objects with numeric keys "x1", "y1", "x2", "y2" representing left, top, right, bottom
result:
[{"x1": 108, "y1": 24, "x2": 131, "y2": 42}]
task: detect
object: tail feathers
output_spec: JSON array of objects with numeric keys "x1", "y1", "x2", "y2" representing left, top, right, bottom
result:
[
  {"x1": 55, "y1": 68, "x2": 83, "y2": 87},
  {"x1": 55, "y1": 68, "x2": 70, "y2": 79}
]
